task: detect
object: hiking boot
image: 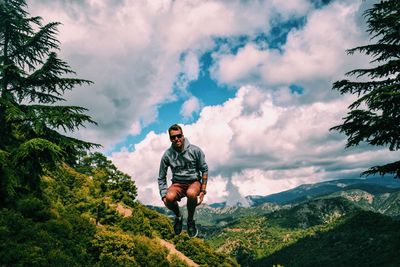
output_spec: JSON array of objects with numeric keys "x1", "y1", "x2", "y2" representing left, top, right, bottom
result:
[
  {"x1": 187, "y1": 219, "x2": 198, "y2": 238},
  {"x1": 173, "y1": 216, "x2": 183, "y2": 235}
]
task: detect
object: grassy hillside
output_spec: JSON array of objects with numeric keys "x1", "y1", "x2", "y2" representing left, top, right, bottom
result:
[{"x1": 0, "y1": 153, "x2": 237, "y2": 267}]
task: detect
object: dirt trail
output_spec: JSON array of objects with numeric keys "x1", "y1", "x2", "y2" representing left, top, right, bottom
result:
[
  {"x1": 158, "y1": 238, "x2": 199, "y2": 267},
  {"x1": 116, "y1": 203, "x2": 132, "y2": 217}
]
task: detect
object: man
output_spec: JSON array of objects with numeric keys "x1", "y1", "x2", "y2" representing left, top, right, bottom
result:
[{"x1": 158, "y1": 124, "x2": 208, "y2": 238}]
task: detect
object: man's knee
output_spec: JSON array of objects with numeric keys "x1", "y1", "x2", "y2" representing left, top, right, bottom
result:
[
  {"x1": 186, "y1": 189, "x2": 198, "y2": 200},
  {"x1": 164, "y1": 192, "x2": 177, "y2": 204}
]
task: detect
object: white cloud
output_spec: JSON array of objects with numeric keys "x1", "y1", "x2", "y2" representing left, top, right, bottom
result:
[
  {"x1": 180, "y1": 96, "x2": 201, "y2": 119},
  {"x1": 25, "y1": 0, "x2": 281, "y2": 149},
  {"x1": 263, "y1": 1, "x2": 364, "y2": 84},
  {"x1": 129, "y1": 121, "x2": 142, "y2": 136},
  {"x1": 215, "y1": 44, "x2": 268, "y2": 85},
  {"x1": 269, "y1": 0, "x2": 311, "y2": 17},
  {"x1": 204, "y1": 175, "x2": 229, "y2": 204},
  {"x1": 183, "y1": 52, "x2": 200, "y2": 82},
  {"x1": 212, "y1": 1, "x2": 368, "y2": 91},
  {"x1": 175, "y1": 51, "x2": 200, "y2": 92},
  {"x1": 231, "y1": 167, "x2": 323, "y2": 197},
  {"x1": 111, "y1": 85, "x2": 399, "y2": 206}
]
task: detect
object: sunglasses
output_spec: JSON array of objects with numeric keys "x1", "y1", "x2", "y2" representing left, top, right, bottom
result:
[{"x1": 170, "y1": 134, "x2": 183, "y2": 141}]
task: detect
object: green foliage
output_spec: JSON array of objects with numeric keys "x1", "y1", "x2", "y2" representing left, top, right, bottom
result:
[
  {"x1": 141, "y1": 204, "x2": 174, "y2": 239},
  {"x1": 14, "y1": 138, "x2": 63, "y2": 192},
  {"x1": 206, "y1": 214, "x2": 308, "y2": 266},
  {"x1": 130, "y1": 235, "x2": 170, "y2": 267},
  {"x1": 118, "y1": 203, "x2": 174, "y2": 239},
  {"x1": 90, "y1": 229, "x2": 138, "y2": 266},
  {"x1": 0, "y1": 148, "x2": 16, "y2": 203},
  {"x1": 95, "y1": 200, "x2": 121, "y2": 225},
  {"x1": 0, "y1": 156, "x2": 189, "y2": 266},
  {"x1": 0, "y1": 208, "x2": 96, "y2": 266},
  {"x1": 148, "y1": 212, "x2": 175, "y2": 240},
  {"x1": 76, "y1": 152, "x2": 137, "y2": 206},
  {"x1": 256, "y1": 211, "x2": 400, "y2": 267},
  {"x1": 118, "y1": 205, "x2": 153, "y2": 237},
  {"x1": 15, "y1": 194, "x2": 51, "y2": 221},
  {"x1": 91, "y1": 229, "x2": 171, "y2": 267},
  {"x1": 174, "y1": 234, "x2": 239, "y2": 266},
  {"x1": 118, "y1": 203, "x2": 175, "y2": 239},
  {"x1": 331, "y1": 0, "x2": 400, "y2": 177},
  {"x1": 169, "y1": 254, "x2": 191, "y2": 267},
  {"x1": 268, "y1": 198, "x2": 359, "y2": 229},
  {"x1": 42, "y1": 152, "x2": 139, "y2": 227}
]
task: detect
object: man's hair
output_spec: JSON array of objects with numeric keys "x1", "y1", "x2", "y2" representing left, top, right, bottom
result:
[{"x1": 168, "y1": 124, "x2": 182, "y2": 134}]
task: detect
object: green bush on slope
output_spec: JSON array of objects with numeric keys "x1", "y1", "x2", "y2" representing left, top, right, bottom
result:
[
  {"x1": 90, "y1": 229, "x2": 170, "y2": 267},
  {"x1": 173, "y1": 233, "x2": 239, "y2": 266},
  {"x1": 0, "y1": 208, "x2": 96, "y2": 266}
]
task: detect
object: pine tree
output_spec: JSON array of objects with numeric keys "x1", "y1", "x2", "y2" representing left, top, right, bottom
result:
[
  {"x1": 0, "y1": 0, "x2": 99, "y2": 205},
  {"x1": 331, "y1": 0, "x2": 400, "y2": 178}
]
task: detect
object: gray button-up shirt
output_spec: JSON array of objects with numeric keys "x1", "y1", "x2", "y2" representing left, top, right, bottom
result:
[{"x1": 158, "y1": 138, "x2": 208, "y2": 199}]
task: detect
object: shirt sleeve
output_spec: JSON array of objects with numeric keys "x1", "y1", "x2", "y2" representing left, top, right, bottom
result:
[
  {"x1": 196, "y1": 147, "x2": 208, "y2": 176},
  {"x1": 158, "y1": 153, "x2": 169, "y2": 199}
]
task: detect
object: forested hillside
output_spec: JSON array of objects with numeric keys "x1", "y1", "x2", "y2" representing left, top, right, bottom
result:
[
  {"x1": 0, "y1": 152, "x2": 238, "y2": 266},
  {"x1": 203, "y1": 197, "x2": 400, "y2": 267}
]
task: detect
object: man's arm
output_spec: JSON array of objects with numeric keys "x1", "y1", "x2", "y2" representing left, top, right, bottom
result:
[
  {"x1": 200, "y1": 173, "x2": 208, "y2": 194},
  {"x1": 197, "y1": 173, "x2": 208, "y2": 206},
  {"x1": 197, "y1": 148, "x2": 208, "y2": 205},
  {"x1": 158, "y1": 155, "x2": 169, "y2": 200}
]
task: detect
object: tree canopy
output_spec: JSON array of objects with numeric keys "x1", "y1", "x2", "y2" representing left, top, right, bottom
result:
[
  {"x1": 0, "y1": 0, "x2": 99, "y2": 205},
  {"x1": 331, "y1": 0, "x2": 400, "y2": 178}
]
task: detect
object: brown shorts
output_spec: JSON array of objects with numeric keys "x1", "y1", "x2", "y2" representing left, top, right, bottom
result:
[{"x1": 168, "y1": 180, "x2": 201, "y2": 201}]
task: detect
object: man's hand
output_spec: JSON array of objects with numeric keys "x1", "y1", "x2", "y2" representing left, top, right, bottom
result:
[{"x1": 197, "y1": 192, "x2": 205, "y2": 206}]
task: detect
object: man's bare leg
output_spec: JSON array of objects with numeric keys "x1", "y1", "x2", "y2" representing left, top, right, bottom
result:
[
  {"x1": 186, "y1": 188, "x2": 199, "y2": 237},
  {"x1": 164, "y1": 192, "x2": 181, "y2": 217},
  {"x1": 164, "y1": 191, "x2": 184, "y2": 235},
  {"x1": 187, "y1": 193, "x2": 197, "y2": 221},
  {"x1": 186, "y1": 182, "x2": 200, "y2": 219}
]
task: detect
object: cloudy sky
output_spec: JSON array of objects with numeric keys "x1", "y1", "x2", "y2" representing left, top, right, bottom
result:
[{"x1": 27, "y1": 0, "x2": 399, "y2": 206}]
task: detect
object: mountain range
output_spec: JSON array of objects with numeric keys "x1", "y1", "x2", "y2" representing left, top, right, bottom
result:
[
  {"x1": 148, "y1": 177, "x2": 400, "y2": 266},
  {"x1": 226, "y1": 176, "x2": 400, "y2": 207},
  {"x1": 149, "y1": 176, "x2": 400, "y2": 224}
]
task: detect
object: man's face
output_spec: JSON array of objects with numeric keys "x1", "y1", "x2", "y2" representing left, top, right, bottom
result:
[{"x1": 169, "y1": 129, "x2": 184, "y2": 150}]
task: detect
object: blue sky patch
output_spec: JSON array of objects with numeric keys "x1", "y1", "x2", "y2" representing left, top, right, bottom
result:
[
  {"x1": 290, "y1": 84, "x2": 304, "y2": 95},
  {"x1": 265, "y1": 16, "x2": 307, "y2": 50}
]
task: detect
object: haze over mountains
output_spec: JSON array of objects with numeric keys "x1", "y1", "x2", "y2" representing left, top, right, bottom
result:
[
  {"x1": 149, "y1": 176, "x2": 400, "y2": 227},
  {"x1": 208, "y1": 176, "x2": 400, "y2": 206}
]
